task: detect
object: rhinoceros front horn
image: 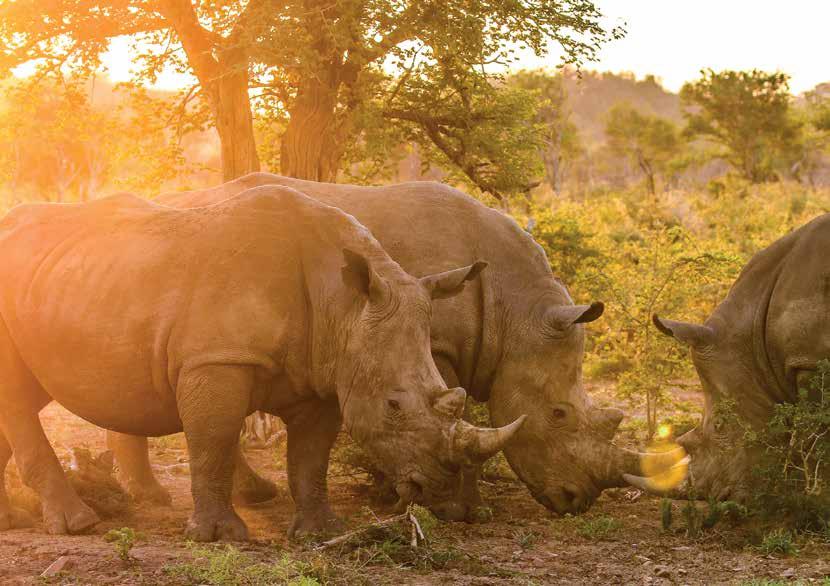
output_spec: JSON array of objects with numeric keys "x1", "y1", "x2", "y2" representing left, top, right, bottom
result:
[{"x1": 450, "y1": 415, "x2": 527, "y2": 463}]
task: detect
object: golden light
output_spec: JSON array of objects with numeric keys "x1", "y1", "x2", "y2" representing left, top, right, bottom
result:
[
  {"x1": 638, "y1": 431, "x2": 689, "y2": 492},
  {"x1": 656, "y1": 424, "x2": 672, "y2": 440}
]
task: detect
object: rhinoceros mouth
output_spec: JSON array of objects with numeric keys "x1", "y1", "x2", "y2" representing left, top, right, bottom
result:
[{"x1": 530, "y1": 480, "x2": 598, "y2": 515}]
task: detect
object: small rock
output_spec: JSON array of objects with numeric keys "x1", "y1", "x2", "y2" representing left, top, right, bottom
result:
[
  {"x1": 781, "y1": 568, "x2": 796, "y2": 578},
  {"x1": 41, "y1": 556, "x2": 74, "y2": 577},
  {"x1": 653, "y1": 565, "x2": 672, "y2": 578}
]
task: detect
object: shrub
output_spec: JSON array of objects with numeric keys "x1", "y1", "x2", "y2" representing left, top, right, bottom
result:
[
  {"x1": 747, "y1": 361, "x2": 830, "y2": 532},
  {"x1": 103, "y1": 527, "x2": 144, "y2": 562}
]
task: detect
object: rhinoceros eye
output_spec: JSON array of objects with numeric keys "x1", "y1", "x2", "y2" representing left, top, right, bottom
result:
[
  {"x1": 387, "y1": 399, "x2": 401, "y2": 412},
  {"x1": 547, "y1": 403, "x2": 574, "y2": 427}
]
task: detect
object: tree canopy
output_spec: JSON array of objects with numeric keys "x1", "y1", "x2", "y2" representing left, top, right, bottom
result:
[
  {"x1": 0, "y1": 0, "x2": 622, "y2": 194},
  {"x1": 680, "y1": 69, "x2": 802, "y2": 183}
]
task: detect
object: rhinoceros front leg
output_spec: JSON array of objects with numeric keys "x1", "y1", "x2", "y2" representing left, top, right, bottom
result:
[
  {"x1": 107, "y1": 431, "x2": 172, "y2": 505},
  {"x1": 0, "y1": 432, "x2": 34, "y2": 530},
  {"x1": 284, "y1": 397, "x2": 342, "y2": 539},
  {"x1": 178, "y1": 365, "x2": 251, "y2": 542}
]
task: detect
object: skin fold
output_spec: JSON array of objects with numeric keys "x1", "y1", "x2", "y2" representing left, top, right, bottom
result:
[
  {"x1": 110, "y1": 173, "x2": 648, "y2": 516},
  {"x1": 0, "y1": 186, "x2": 523, "y2": 539}
]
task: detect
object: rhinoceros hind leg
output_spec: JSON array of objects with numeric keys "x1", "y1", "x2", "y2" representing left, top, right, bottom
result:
[
  {"x1": 0, "y1": 329, "x2": 100, "y2": 535},
  {"x1": 233, "y1": 452, "x2": 279, "y2": 505},
  {"x1": 107, "y1": 431, "x2": 172, "y2": 506},
  {"x1": 178, "y1": 365, "x2": 252, "y2": 542},
  {"x1": 284, "y1": 398, "x2": 342, "y2": 540},
  {"x1": 0, "y1": 433, "x2": 34, "y2": 530}
]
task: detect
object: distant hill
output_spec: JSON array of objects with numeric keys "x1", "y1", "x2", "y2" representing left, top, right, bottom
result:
[{"x1": 561, "y1": 70, "x2": 681, "y2": 146}]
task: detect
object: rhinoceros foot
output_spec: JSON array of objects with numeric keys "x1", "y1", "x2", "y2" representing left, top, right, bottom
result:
[
  {"x1": 288, "y1": 507, "x2": 343, "y2": 540},
  {"x1": 186, "y1": 508, "x2": 248, "y2": 542},
  {"x1": 123, "y1": 477, "x2": 172, "y2": 506},
  {"x1": 0, "y1": 505, "x2": 34, "y2": 530},
  {"x1": 43, "y1": 498, "x2": 100, "y2": 535},
  {"x1": 233, "y1": 468, "x2": 279, "y2": 505}
]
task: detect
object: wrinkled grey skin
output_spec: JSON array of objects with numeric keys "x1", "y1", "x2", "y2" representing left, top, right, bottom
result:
[
  {"x1": 646, "y1": 214, "x2": 830, "y2": 501},
  {"x1": 110, "y1": 173, "x2": 646, "y2": 515},
  {"x1": 0, "y1": 186, "x2": 522, "y2": 539}
]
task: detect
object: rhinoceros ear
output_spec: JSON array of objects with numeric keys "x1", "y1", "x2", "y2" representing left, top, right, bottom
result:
[
  {"x1": 545, "y1": 301, "x2": 605, "y2": 331},
  {"x1": 652, "y1": 314, "x2": 714, "y2": 348},
  {"x1": 420, "y1": 261, "x2": 488, "y2": 300},
  {"x1": 342, "y1": 249, "x2": 388, "y2": 302}
]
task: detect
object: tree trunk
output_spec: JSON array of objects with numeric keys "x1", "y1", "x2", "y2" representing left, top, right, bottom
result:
[
  {"x1": 211, "y1": 46, "x2": 260, "y2": 181},
  {"x1": 280, "y1": 79, "x2": 343, "y2": 182}
]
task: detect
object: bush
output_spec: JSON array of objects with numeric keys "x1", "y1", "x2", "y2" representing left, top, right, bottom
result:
[{"x1": 747, "y1": 361, "x2": 830, "y2": 532}]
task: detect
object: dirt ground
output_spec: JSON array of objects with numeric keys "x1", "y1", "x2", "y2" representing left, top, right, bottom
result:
[{"x1": 1, "y1": 402, "x2": 829, "y2": 586}]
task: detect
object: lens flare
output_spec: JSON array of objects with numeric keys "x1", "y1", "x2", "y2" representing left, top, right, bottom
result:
[{"x1": 639, "y1": 437, "x2": 688, "y2": 492}]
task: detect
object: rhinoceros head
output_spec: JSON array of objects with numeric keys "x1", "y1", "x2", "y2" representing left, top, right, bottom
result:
[
  {"x1": 486, "y1": 285, "x2": 651, "y2": 514},
  {"x1": 641, "y1": 314, "x2": 768, "y2": 501},
  {"x1": 336, "y1": 251, "x2": 526, "y2": 510}
]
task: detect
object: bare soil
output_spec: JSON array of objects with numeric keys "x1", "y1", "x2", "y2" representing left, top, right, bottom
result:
[{"x1": 1, "y1": 402, "x2": 828, "y2": 585}]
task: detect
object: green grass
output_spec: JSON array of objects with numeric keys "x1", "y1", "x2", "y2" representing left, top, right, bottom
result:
[
  {"x1": 163, "y1": 544, "x2": 323, "y2": 586},
  {"x1": 755, "y1": 528, "x2": 799, "y2": 556},
  {"x1": 574, "y1": 515, "x2": 621, "y2": 541},
  {"x1": 513, "y1": 528, "x2": 539, "y2": 550}
]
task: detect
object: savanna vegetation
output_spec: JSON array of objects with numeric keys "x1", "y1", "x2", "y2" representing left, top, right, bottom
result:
[{"x1": 1, "y1": 0, "x2": 830, "y2": 583}]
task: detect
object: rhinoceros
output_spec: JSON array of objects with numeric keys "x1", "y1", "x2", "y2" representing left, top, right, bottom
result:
[
  {"x1": 637, "y1": 214, "x2": 830, "y2": 500},
  {"x1": 0, "y1": 186, "x2": 524, "y2": 539},
  {"x1": 108, "y1": 173, "x2": 655, "y2": 516}
]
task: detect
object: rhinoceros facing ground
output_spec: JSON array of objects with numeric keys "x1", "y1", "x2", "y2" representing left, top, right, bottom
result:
[
  {"x1": 109, "y1": 173, "x2": 655, "y2": 515},
  {"x1": 0, "y1": 186, "x2": 523, "y2": 539},
  {"x1": 636, "y1": 214, "x2": 830, "y2": 500}
]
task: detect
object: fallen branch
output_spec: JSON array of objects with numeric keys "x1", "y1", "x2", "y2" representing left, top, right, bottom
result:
[
  {"x1": 314, "y1": 512, "x2": 408, "y2": 550},
  {"x1": 314, "y1": 505, "x2": 427, "y2": 550}
]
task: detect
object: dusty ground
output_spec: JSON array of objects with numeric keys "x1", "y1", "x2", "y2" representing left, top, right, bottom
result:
[{"x1": 1, "y1": 402, "x2": 829, "y2": 585}]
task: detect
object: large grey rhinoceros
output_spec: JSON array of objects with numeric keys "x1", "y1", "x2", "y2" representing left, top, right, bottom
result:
[
  {"x1": 638, "y1": 214, "x2": 830, "y2": 500},
  {"x1": 0, "y1": 186, "x2": 524, "y2": 539},
  {"x1": 110, "y1": 173, "x2": 654, "y2": 515}
]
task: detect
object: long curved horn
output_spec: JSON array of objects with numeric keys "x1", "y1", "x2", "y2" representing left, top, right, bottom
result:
[{"x1": 450, "y1": 415, "x2": 527, "y2": 463}]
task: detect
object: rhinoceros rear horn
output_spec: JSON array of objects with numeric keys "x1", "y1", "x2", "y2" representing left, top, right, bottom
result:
[
  {"x1": 420, "y1": 261, "x2": 488, "y2": 300},
  {"x1": 545, "y1": 301, "x2": 605, "y2": 331},
  {"x1": 450, "y1": 415, "x2": 527, "y2": 463},
  {"x1": 652, "y1": 315, "x2": 715, "y2": 348}
]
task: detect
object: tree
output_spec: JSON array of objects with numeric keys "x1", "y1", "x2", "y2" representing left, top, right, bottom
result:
[
  {"x1": 787, "y1": 90, "x2": 830, "y2": 186},
  {"x1": 510, "y1": 70, "x2": 584, "y2": 194},
  {"x1": 0, "y1": 2, "x2": 621, "y2": 194},
  {"x1": 605, "y1": 103, "x2": 683, "y2": 195},
  {"x1": 680, "y1": 70, "x2": 802, "y2": 183},
  {"x1": 256, "y1": 1, "x2": 622, "y2": 193},
  {"x1": 0, "y1": 0, "x2": 265, "y2": 181},
  {"x1": 0, "y1": 78, "x2": 189, "y2": 203}
]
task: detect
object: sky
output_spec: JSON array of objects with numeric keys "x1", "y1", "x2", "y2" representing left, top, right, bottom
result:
[{"x1": 91, "y1": 0, "x2": 830, "y2": 95}]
